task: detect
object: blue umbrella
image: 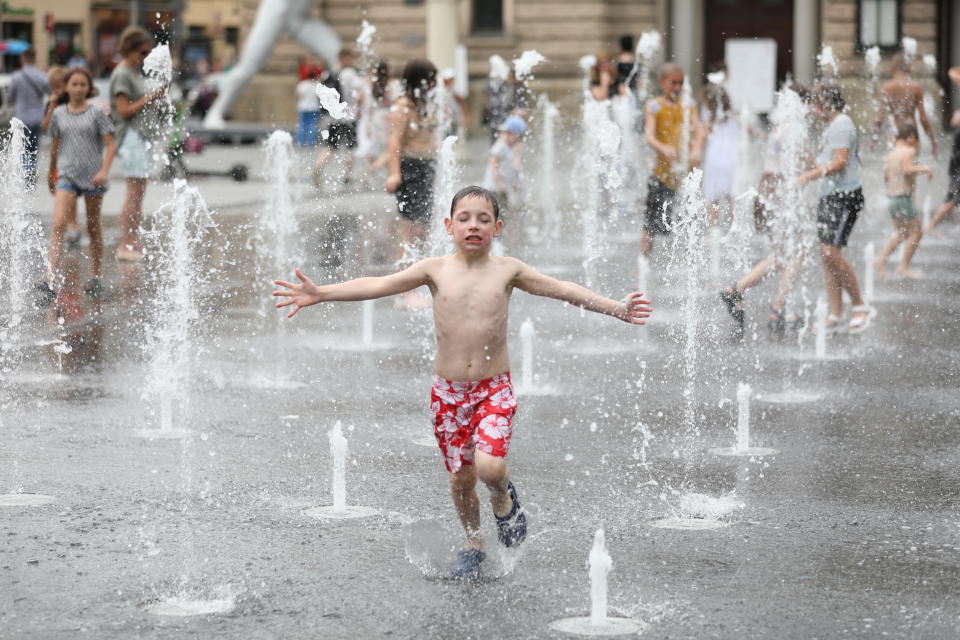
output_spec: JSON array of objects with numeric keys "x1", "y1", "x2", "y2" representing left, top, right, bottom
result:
[{"x1": 2, "y1": 40, "x2": 31, "y2": 55}]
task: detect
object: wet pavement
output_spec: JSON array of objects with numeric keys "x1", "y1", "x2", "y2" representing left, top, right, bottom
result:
[{"x1": 3, "y1": 140, "x2": 960, "y2": 639}]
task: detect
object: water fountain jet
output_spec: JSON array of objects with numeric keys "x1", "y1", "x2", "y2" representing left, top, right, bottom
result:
[
  {"x1": 549, "y1": 529, "x2": 645, "y2": 636},
  {"x1": 302, "y1": 421, "x2": 377, "y2": 519},
  {"x1": 711, "y1": 383, "x2": 779, "y2": 457}
]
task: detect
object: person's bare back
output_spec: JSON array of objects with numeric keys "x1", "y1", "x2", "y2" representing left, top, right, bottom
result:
[{"x1": 880, "y1": 78, "x2": 924, "y2": 130}]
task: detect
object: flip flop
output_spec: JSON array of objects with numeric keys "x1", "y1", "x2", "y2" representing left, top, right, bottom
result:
[
  {"x1": 848, "y1": 304, "x2": 877, "y2": 334},
  {"x1": 495, "y1": 481, "x2": 527, "y2": 548}
]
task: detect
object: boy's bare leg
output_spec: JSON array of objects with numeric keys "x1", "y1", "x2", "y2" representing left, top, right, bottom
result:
[
  {"x1": 448, "y1": 452, "x2": 514, "y2": 551},
  {"x1": 84, "y1": 194, "x2": 104, "y2": 278},
  {"x1": 474, "y1": 451, "x2": 512, "y2": 518},
  {"x1": 448, "y1": 465, "x2": 484, "y2": 550},
  {"x1": 875, "y1": 225, "x2": 905, "y2": 279},
  {"x1": 896, "y1": 219, "x2": 923, "y2": 278},
  {"x1": 925, "y1": 199, "x2": 955, "y2": 235}
]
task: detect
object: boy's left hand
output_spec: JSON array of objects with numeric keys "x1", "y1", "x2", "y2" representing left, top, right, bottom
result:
[
  {"x1": 92, "y1": 171, "x2": 108, "y2": 187},
  {"x1": 617, "y1": 292, "x2": 653, "y2": 325}
]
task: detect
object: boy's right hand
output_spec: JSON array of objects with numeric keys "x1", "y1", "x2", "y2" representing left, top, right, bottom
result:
[
  {"x1": 662, "y1": 146, "x2": 678, "y2": 163},
  {"x1": 273, "y1": 269, "x2": 323, "y2": 318}
]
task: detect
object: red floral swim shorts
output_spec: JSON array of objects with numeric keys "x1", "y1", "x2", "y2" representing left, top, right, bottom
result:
[{"x1": 430, "y1": 372, "x2": 518, "y2": 473}]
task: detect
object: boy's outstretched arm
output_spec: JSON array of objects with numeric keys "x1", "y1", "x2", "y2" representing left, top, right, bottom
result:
[
  {"x1": 511, "y1": 260, "x2": 652, "y2": 324},
  {"x1": 273, "y1": 262, "x2": 432, "y2": 318}
]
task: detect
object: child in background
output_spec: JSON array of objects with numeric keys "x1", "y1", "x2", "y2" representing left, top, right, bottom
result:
[
  {"x1": 42, "y1": 66, "x2": 84, "y2": 248},
  {"x1": 875, "y1": 123, "x2": 933, "y2": 279},
  {"x1": 642, "y1": 63, "x2": 704, "y2": 257},
  {"x1": 43, "y1": 68, "x2": 116, "y2": 299},
  {"x1": 481, "y1": 115, "x2": 526, "y2": 214},
  {"x1": 273, "y1": 186, "x2": 652, "y2": 579}
]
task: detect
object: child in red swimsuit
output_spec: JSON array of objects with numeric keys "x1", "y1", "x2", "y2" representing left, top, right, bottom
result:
[{"x1": 274, "y1": 186, "x2": 652, "y2": 578}]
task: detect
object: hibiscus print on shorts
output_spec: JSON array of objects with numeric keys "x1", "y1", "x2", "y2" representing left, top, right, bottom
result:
[{"x1": 430, "y1": 372, "x2": 518, "y2": 473}]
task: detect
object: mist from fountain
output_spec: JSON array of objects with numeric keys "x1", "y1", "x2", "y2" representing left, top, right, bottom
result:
[
  {"x1": 138, "y1": 180, "x2": 215, "y2": 439},
  {"x1": 0, "y1": 119, "x2": 55, "y2": 505}
]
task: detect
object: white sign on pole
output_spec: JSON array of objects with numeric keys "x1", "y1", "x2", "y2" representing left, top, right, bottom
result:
[{"x1": 724, "y1": 38, "x2": 777, "y2": 113}]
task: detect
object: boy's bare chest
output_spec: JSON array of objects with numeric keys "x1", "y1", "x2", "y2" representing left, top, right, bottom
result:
[{"x1": 433, "y1": 273, "x2": 512, "y2": 312}]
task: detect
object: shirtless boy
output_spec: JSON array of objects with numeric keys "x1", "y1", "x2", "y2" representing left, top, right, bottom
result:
[
  {"x1": 876, "y1": 53, "x2": 938, "y2": 159},
  {"x1": 875, "y1": 123, "x2": 933, "y2": 279},
  {"x1": 273, "y1": 186, "x2": 652, "y2": 579}
]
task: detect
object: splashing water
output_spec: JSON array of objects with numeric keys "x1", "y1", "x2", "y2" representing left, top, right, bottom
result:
[
  {"x1": 537, "y1": 95, "x2": 560, "y2": 237},
  {"x1": 143, "y1": 44, "x2": 173, "y2": 90},
  {"x1": 489, "y1": 54, "x2": 510, "y2": 82},
  {"x1": 0, "y1": 119, "x2": 43, "y2": 334},
  {"x1": 864, "y1": 46, "x2": 881, "y2": 78},
  {"x1": 588, "y1": 529, "x2": 612, "y2": 625},
  {"x1": 677, "y1": 492, "x2": 744, "y2": 520},
  {"x1": 329, "y1": 421, "x2": 348, "y2": 511},
  {"x1": 513, "y1": 50, "x2": 546, "y2": 80},
  {"x1": 316, "y1": 85, "x2": 353, "y2": 120},
  {"x1": 430, "y1": 135, "x2": 461, "y2": 252},
  {"x1": 257, "y1": 132, "x2": 299, "y2": 305},
  {"x1": 736, "y1": 382, "x2": 752, "y2": 450},
  {"x1": 817, "y1": 45, "x2": 839, "y2": 78},
  {"x1": 142, "y1": 180, "x2": 215, "y2": 435},
  {"x1": 356, "y1": 19, "x2": 376, "y2": 52},
  {"x1": 902, "y1": 37, "x2": 917, "y2": 63},
  {"x1": 923, "y1": 54, "x2": 937, "y2": 74}
]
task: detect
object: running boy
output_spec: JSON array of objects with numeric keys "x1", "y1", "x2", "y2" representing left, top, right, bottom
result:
[
  {"x1": 875, "y1": 123, "x2": 933, "y2": 279},
  {"x1": 641, "y1": 63, "x2": 704, "y2": 257},
  {"x1": 273, "y1": 186, "x2": 652, "y2": 579}
]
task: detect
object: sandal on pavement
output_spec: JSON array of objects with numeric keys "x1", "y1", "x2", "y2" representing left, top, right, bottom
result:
[
  {"x1": 450, "y1": 549, "x2": 485, "y2": 580},
  {"x1": 848, "y1": 304, "x2": 877, "y2": 335},
  {"x1": 495, "y1": 481, "x2": 528, "y2": 548}
]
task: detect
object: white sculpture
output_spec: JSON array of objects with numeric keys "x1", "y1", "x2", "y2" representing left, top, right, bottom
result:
[{"x1": 203, "y1": 0, "x2": 341, "y2": 128}]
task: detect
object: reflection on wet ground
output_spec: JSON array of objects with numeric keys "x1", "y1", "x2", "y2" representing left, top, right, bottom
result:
[{"x1": 3, "y1": 195, "x2": 960, "y2": 639}]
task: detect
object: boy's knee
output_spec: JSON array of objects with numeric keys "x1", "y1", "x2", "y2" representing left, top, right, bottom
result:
[
  {"x1": 476, "y1": 458, "x2": 508, "y2": 489},
  {"x1": 448, "y1": 468, "x2": 477, "y2": 494}
]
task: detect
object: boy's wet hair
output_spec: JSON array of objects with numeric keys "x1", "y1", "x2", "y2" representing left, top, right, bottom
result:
[
  {"x1": 896, "y1": 122, "x2": 918, "y2": 140},
  {"x1": 449, "y1": 186, "x2": 501, "y2": 220},
  {"x1": 658, "y1": 63, "x2": 683, "y2": 80}
]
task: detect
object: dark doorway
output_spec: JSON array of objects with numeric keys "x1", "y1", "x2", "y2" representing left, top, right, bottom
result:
[{"x1": 704, "y1": 0, "x2": 794, "y2": 83}]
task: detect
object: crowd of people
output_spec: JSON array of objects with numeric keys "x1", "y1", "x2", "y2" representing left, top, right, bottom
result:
[{"x1": 10, "y1": 33, "x2": 958, "y2": 336}]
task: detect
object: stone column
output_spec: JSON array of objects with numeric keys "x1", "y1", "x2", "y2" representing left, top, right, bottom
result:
[
  {"x1": 426, "y1": 0, "x2": 458, "y2": 71},
  {"x1": 793, "y1": 0, "x2": 819, "y2": 83},
  {"x1": 670, "y1": 0, "x2": 704, "y2": 87}
]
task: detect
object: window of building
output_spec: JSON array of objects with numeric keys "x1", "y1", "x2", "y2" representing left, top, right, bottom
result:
[
  {"x1": 188, "y1": 26, "x2": 206, "y2": 38},
  {"x1": 859, "y1": 0, "x2": 900, "y2": 49},
  {"x1": 225, "y1": 27, "x2": 239, "y2": 45},
  {"x1": 472, "y1": 0, "x2": 503, "y2": 35}
]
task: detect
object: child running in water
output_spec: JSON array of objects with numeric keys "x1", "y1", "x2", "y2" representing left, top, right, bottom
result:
[
  {"x1": 273, "y1": 186, "x2": 652, "y2": 579},
  {"x1": 481, "y1": 115, "x2": 526, "y2": 214},
  {"x1": 642, "y1": 63, "x2": 703, "y2": 257},
  {"x1": 42, "y1": 67, "x2": 116, "y2": 300},
  {"x1": 875, "y1": 124, "x2": 933, "y2": 279}
]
